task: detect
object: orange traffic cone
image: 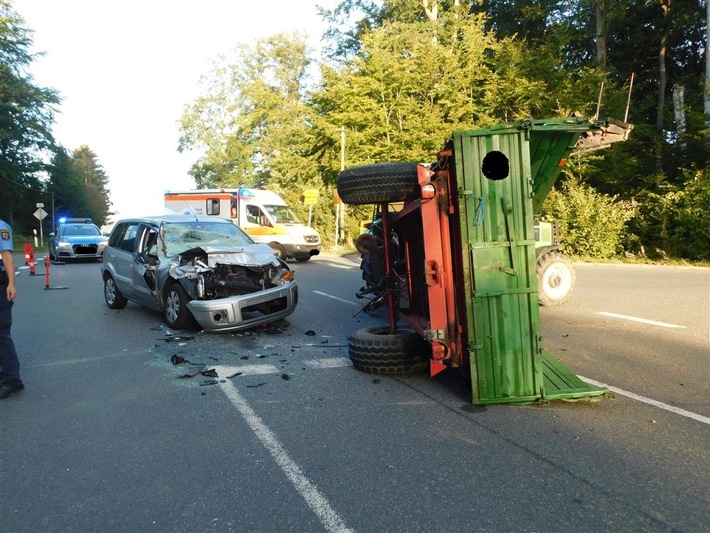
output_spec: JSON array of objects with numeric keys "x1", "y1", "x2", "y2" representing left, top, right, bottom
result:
[{"x1": 24, "y1": 243, "x2": 32, "y2": 265}]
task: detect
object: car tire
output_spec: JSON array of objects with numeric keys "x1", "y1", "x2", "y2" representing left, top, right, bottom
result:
[
  {"x1": 295, "y1": 256, "x2": 311, "y2": 263},
  {"x1": 164, "y1": 283, "x2": 195, "y2": 330},
  {"x1": 537, "y1": 251, "x2": 576, "y2": 306},
  {"x1": 104, "y1": 274, "x2": 128, "y2": 309},
  {"x1": 337, "y1": 162, "x2": 421, "y2": 205},
  {"x1": 348, "y1": 326, "x2": 429, "y2": 375}
]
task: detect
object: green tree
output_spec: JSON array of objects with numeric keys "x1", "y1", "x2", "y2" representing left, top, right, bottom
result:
[
  {"x1": 72, "y1": 145, "x2": 111, "y2": 225},
  {"x1": 46, "y1": 145, "x2": 111, "y2": 226},
  {"x1": 179, "y1": 33, "x2": 320, "y2": 191},
  {"x1": 0, "y1": 0, "x2": 59, "y2": 233}
]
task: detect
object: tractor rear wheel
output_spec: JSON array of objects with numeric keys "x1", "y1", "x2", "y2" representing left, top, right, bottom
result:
[
  {"x1": 348, "y1": 326, "x2": 429, "y2": 375},
  {"x1": 337, "y1": 162, "x2": 420, "y2": 205}
]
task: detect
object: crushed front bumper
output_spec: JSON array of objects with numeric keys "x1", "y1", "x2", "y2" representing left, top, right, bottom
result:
[{"x1": 186, "y1": 281, "x2": 298, "y2": 332}]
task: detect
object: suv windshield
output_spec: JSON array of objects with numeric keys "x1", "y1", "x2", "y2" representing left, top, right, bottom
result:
[{"x1": 161, "y1": 221, "x2": 253, "y2": 256}]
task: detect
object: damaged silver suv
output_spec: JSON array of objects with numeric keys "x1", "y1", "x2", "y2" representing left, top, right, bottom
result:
[{"x1": 100, "y1": 215, "x2": 298, "y2": 332}]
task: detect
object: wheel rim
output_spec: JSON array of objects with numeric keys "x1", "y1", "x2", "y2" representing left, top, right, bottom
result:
[
  {"x1": 542, "y1": 263, "x2": 572, "y2": 300},
  {"x1": 166, "y1": 289, "x2": 180, "y2": 324},
  {"x1": 105, "y1": 278, "x2": 116, "y2": 305}
]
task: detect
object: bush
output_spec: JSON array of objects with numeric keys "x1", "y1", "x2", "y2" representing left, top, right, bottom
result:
[
  {"x1": 630, "y1": 169, "x2": 710, "y2": 261},
  {"x1": 541, "y1": 175, "x2": 635, "y2": 259}
]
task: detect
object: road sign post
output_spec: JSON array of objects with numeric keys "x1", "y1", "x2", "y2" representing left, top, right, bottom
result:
[{"x1": 34, "y1": 204, "x2": 48, "y2": 247}]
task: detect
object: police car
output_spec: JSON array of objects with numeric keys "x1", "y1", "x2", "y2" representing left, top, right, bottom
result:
[{"x1": 48, "y1": 217, "x2": 108, "y2": 262}]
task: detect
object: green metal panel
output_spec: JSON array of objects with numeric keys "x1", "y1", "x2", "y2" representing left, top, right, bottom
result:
[
  {"x1": 453, "y1": 128, "x2": 544, "y2": 404},
  {"x1": 453, "y1": 119, "x2": 610, "y2": 404}
]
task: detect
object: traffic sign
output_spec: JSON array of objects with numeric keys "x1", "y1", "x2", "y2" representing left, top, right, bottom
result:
[{"x1": 34, "y1": 208, "x2": 48, "y2": 221}]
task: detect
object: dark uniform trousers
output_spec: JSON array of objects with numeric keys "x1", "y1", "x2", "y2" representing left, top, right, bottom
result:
[{"x1": 0, "y1": 271, "x2": 21, "y2": 384}]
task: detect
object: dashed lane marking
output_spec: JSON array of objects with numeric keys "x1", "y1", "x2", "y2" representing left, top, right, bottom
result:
[
  {"x1": 304, "y1": 357, "x2": 352, "y2": 369},
  {"x1": 597, "y1": 311, "x2": 687, "y2": 329},
  {"x1": 313, "y1": 290, "x2": 360, "y2": 306},
  {"x1": 580, "y1": 375, "x2": 710, "y2": 426},
  {"x1": 212, "y1": 363, "x2": 281, "y2": 376}
]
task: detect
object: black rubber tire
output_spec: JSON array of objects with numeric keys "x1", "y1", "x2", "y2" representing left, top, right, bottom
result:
[
  {"x1": 348, "y1": 326, "x2": 429, "y2": 375},
  {"x1": 337, "y1": 162, "x2": 420, "y2": 205},
  {"x1": 537, "y1": 251, "x2": 576, "y2": 306},
  {"x1": 164, "y1": 283, "x2": 195, "y2": 330},
  {"x1": 295, "y1": 256, "x2": 311, "y2": 263},
  {"x1": 104, "y1": 274, "x2": 128, "y2": 309},
  {"x1": 269, "y1": 242, "x2": 288, "y2": 260}
]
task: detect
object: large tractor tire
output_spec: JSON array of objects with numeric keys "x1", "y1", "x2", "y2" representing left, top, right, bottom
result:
[
  {"x1": 337, "y1": 162, "x2": 420, "y2": 205},
  {"x1": 348, "y1": 326, "x2": 429, "y2": 375},
  {"x1": 537, "y1": 251, "x2": 576, "y2": 306}
]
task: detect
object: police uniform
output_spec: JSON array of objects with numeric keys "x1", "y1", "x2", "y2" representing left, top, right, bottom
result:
[{"x1": 0, "y1": 218, "x2": 23, "y2": 397}]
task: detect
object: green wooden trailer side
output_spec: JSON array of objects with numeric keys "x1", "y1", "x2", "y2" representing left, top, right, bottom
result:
[{"x1": 452, "y1": 116, "x2": 632, "y2": 404}]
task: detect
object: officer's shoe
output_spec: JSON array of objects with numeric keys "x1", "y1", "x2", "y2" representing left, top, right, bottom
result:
[{"x1": 0, "y1": 381, "x2": 24, "y2": 399}]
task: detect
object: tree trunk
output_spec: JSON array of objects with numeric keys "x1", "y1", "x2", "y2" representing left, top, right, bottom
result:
[
  {"x1": 656, "y1": 0, "x2": 670, "y2": 133},
  {"x1": 655, "y1": 0, "x2": 671, "y2": 174},
  {"x1": 673, "y1": 84, "x2": 686, "y2": 161},
  {"x1": 422, "y1": 0, "x2": 438, "y2": 21},
  {"x1": 595, "y1": 1, "x2": 608, "y2": 68},
  {"x1": 705, "y1": 0, "x2": 709, "y2": 138}
]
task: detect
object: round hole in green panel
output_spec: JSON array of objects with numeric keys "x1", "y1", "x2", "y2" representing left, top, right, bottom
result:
[{"x1": 482, "y1": 151, "x2": 509, "y2": 181}]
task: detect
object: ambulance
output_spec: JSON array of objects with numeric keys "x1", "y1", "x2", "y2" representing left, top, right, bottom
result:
[{"x1": 164, "y1": 188, "x2": 321, "y2": 262}]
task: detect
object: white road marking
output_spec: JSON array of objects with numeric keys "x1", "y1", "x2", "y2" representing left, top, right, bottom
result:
[
  {"x1": 597, "y1": 312, "x2": 686, "y2": 329},
  {"x1": 212, "y1": 363, "x2": 280, "y2": 376},
  {"x1": 579, "y1": 376, "x2": 710, "y2": 425},
  {"x1": 219, "y1": 380, "x2": 353, "y2": 533},
  {"x1": 304, "y1": 357, "x2": 352, "y2": 369},
  {"x1": 313, "y1": 290, "x2": 360, "y2": 306}
]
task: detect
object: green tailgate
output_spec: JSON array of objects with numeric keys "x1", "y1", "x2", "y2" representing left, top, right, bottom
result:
[{"x1": 452, "y1": 117, "x2": 626, "y2": 404}]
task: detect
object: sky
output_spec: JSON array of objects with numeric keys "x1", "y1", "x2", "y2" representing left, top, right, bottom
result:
[{"x1": 15, "y1": 0, "x2": 339, "y2": 222}]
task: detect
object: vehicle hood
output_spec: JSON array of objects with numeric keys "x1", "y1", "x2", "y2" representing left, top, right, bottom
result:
[
  {"x1": 62, "y1": 235, "x2": 107, "y2": 244},
  {"x1": 278, "y1": 223, "x2": 319, "y2": 237},
  {"x1": 177, "y1": 244, "x2": 280, "y2": 268}
]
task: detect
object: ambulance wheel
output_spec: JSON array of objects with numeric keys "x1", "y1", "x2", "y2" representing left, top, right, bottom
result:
[
  {"x1": 269, "y1": 243, "x2": 287, "y2": 260},
  {"x1": 337, "y1": 162, "x2": 420, "y2": 205},
  {"x1": 537, "y1": 251, "x2": 576, "y2": 306},
  {"x1": 348, "y1": 326, "x2": 429, "y2": 375}
]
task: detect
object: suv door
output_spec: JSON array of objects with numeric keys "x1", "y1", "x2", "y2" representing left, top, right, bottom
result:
[
  {"x1": 107, "y1": 222, "x2": 140, "y2": 300},
  {"x1": 130, "y1": 223, "x2": 160, "y2": 308}
]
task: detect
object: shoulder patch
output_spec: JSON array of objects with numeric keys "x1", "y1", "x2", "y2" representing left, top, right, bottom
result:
[{"x1": 1, "y1": 230, "x2": 9, "y2": 241}]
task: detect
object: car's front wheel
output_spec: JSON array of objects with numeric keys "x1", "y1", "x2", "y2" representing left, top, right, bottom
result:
[
  {"x1": 104, "y1": 274, "x2": 127, "y2": 309},
  {"x1": 164, "y1": 283, "x2": 195, "y2": 330}
]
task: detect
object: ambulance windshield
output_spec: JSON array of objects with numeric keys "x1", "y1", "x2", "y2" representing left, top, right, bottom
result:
[{"x1": 263, "y1": 205, "x2": 301, "y2": 224}]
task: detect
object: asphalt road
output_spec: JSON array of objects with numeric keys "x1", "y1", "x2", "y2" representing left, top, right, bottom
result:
[{"x1": 1, "y1": 254, "x2": 708, "y2": 533}]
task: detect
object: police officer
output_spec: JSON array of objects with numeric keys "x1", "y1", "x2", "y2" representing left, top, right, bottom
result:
[{"x1": 0, "y1": 218, "x2": 23, "y2": 399}]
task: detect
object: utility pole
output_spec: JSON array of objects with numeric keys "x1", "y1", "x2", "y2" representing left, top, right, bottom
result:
[{"x1": 339, "y1": 127, "x2": 346, "y2": 244}]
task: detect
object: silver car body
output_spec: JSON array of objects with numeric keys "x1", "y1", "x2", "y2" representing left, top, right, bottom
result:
[{"x1": 100, "y1": 215, "x2": 298, "y2": 332}]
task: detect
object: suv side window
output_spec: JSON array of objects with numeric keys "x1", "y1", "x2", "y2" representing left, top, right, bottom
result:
[
  {"x1": 110, "y1": 223, "x2": 140, "y2": 253},
  {"x1": 137, "y1": 224, "x2": 159, "y2": 256}
]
